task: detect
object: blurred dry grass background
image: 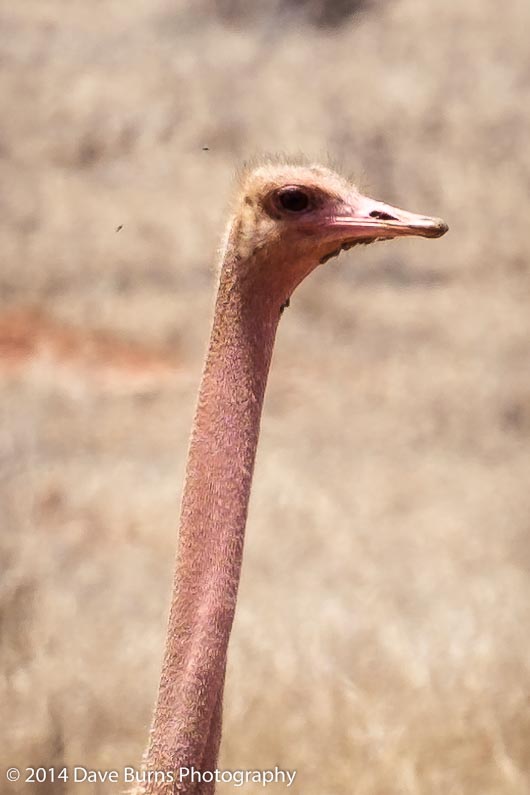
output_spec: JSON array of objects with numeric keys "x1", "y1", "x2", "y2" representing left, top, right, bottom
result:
[{"x1": 1, "y1": 0, "x2": 529, "y2": 793}]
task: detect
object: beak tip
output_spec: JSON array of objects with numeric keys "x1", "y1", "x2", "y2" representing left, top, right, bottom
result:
[{"x1": 432, "y1": 219, "x2": 449, "y2": 238}]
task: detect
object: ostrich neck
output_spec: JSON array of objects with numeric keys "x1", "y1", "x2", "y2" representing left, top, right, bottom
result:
[{"x1": 143, "y1": 260, "x2": 281, "y2": 792}]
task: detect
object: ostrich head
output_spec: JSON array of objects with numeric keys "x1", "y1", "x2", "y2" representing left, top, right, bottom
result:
[{"x1": 222, "y1": 162, "x2": 448, "y2": 304}]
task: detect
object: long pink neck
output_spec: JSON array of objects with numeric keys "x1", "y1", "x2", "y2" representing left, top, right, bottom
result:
[{"x1": 142, "y1": 259, "x2": 281, "y2": 793}]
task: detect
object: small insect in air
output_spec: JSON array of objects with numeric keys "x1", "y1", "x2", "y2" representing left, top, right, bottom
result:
[{"x1": 115, "y1": 224, "x2": 123, "y2": 233}]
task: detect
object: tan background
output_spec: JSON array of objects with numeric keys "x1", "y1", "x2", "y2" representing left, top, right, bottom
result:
[{"x1": 1, "y1": 1, "x2": 529, "y2": 793}]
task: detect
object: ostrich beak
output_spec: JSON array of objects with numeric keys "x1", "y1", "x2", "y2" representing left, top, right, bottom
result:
[{"x1": 326, "y1": 194, "x2": 449, "y2": 242}]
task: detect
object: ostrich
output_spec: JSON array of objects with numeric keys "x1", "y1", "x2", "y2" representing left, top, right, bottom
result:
[{"x1": 137, "y1": 161, "x2": 447, "y2": 794}]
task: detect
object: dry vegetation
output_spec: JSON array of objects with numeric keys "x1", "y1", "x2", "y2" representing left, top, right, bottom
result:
[{"x1": 1, "y1": 0, "x2": 529, "y2": 793}]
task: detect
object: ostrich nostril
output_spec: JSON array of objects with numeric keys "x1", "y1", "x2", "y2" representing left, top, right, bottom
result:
[{"x1": 369, "y1": 210, "x2": 397, "y2": 221}]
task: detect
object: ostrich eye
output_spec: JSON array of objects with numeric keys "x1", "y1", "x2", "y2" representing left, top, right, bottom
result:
[{"x1": 277, "y1": 187, "x2": 311, "y2": 213}]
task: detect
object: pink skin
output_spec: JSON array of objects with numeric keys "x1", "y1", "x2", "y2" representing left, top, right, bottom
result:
[{"x1": 138, "y1": 169, "x2": 447, "y2": 795}]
